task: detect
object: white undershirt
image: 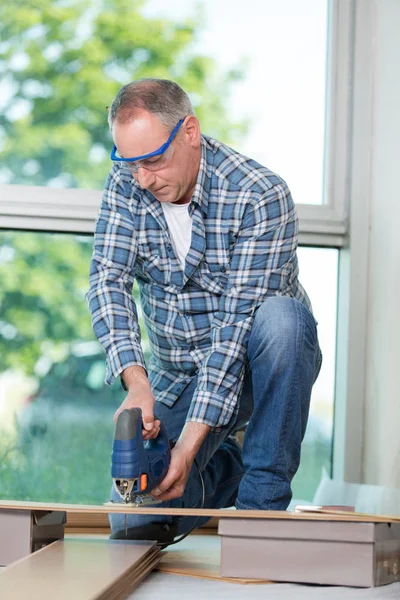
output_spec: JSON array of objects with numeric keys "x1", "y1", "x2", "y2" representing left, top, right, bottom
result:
[{"x1": 161, "y1": 201, "x2": 193, "y2": 268}]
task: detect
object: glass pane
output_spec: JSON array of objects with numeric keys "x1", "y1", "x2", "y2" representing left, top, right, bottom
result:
[
  {"x1": 0, "y1": 0, "x2": 328, "y2": 203},
  {"x1": 0, "y1": 231, "x2": 119, "y2": 503},
  {"x1": 291, "y1": 246, "x2": 338, "y2": 501},
  {"x1": 0, "y1": 231, "x2": 337, "y2": 504},
  {"x1": 144, "y1": 0, "x2": 329, "y2": 205}
]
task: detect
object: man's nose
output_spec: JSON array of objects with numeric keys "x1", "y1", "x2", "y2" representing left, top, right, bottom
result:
[{"x1": 136, "y1": 166, "x2": 156, "y2": 189}]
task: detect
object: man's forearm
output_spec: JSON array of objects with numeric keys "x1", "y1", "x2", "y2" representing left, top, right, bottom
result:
[
  {"x1": 121, "y1": 368, "x2": 211, "y2": 462},
  {"x1": 174, "y1": 421, "x2": 211, "y2": 462},
  {"x1": 122, "y1": 365, "x2": 148, "y2": 389}
]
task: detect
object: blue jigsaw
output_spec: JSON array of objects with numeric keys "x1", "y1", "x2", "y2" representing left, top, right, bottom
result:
[{"x1": 111, "y1": 408, "x2": 171, "y2": 506}]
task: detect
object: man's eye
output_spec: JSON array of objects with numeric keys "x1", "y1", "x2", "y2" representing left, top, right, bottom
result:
[{"x1": 144, "y1": 157, "x2": 162, "y2": 167}]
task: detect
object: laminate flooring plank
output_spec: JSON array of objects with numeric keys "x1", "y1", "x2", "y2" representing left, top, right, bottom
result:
[
  {"x1": 157, "y1": 534, "x2": 271, "y2": 584},
  {"x1": 66, "y1": 534, "x2": 270, "y2": 585},
  {"x1": 0, "y1": 538, "x2": 160, "y2": 600},
  {"x1": 64, "y1": 513, "x2": 218, "y2": 535},
  {"x1": 97, "y1": 552, "x2": 161, "y2": 600},
  {"x1": 1, "y1": 500, "x2": 399, "y2": 523}
]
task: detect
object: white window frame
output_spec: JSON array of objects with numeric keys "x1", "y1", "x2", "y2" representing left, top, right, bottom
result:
[{"x1": 333, "y1": 0, "x2": 375, "y2": 484}]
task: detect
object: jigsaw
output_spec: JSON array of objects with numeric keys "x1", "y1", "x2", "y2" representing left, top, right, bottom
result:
[
  {"x1": 110, "y1": 406, "x2": 204, "y2": 545},
  {"x1": 111, "y1": 407, "x2": 171, "y2": 508}
]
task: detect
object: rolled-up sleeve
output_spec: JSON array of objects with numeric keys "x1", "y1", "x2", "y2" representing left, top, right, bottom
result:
[{"x1": 187, "y1": 182, "x2": 299, "y2": 429}]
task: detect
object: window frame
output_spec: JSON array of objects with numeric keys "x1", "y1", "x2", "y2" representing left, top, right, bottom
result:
[{"x1": 0, "y1": 1, "x2": 364, "y2": 485}]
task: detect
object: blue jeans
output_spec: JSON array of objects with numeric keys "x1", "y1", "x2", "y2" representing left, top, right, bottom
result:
[{"x1": 109, "y1": 296, "x2": 322, "y2": 534}]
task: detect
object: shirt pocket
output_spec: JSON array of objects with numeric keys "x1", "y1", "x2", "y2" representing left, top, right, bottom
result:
[
  {"x1": 198, "y1": 249, "x2": 230, "y2": 295},
  {"x1": 135, "y1": 242, "x2": 171, "y2": 285}
]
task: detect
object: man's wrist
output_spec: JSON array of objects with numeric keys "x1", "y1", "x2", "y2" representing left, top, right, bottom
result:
[
  {"x1": 122, "y1": 365, "x2": 148, "y2": 390},
  {"x1": 175, "y1": 421, "x2": 210, "y2": 461}
]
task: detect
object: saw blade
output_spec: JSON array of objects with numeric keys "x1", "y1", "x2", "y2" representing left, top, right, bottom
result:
[{"x1": 104, "y1": 495, "x2": 162, "y2": 508}]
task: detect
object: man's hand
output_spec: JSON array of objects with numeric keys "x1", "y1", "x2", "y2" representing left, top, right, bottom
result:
[
  {"x1": 152, "y1": 421, "x2": 210, "y2": 501},
  {"x1": 114, "y1": 365, "x2": 160, "y2": 440},
  {"x1": 151, "y1": 445, "x2": 193, "y2": 502}
]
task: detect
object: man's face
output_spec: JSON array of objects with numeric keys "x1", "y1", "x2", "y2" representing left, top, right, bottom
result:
[{"x1": 112, "y1": 110, "x2": 201, "y2": 204}]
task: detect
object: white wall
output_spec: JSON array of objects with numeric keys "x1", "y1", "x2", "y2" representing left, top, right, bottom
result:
[{"x1": 362, "y1": 0, "x2": 400, "y2": 487}]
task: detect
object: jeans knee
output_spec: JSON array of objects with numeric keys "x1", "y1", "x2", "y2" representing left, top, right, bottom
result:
[
  {"x1": 252, "y1": 296, "x2": 298, "y2": 341},
  {"x1": 249, "y1": 296, "x2": 315, "y2": 362}
]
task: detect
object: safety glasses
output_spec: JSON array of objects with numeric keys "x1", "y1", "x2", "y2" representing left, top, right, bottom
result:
[{"x1": 110, "y1": 117, "x2": 185, "y2": 173}]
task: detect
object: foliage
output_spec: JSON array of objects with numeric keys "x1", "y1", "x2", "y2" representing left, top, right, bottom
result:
[
  {"x1": 0, "y1": 0, "x2": 246, "y2": 188},
  {"x1": 0, "y1": 230, "x2": 149, "y2": 380},
  {"x1": 0, "y1": 410, "x2": 115, "y2": 504},
  {"x1": 0, "y1": 231, "x2": 95, "y2": 374},
  {"x1": 0, "y1": 411, "x2": 330, "y2": 504},
  {"x1": 0, "y1": 0, "x2": 246, "y2": 373},
  {"x1": 0, "y1": 1, "x2": 329, "y2": 506}
]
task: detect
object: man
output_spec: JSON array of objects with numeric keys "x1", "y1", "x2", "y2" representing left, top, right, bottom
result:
[{"x1": 87, "y1": 78, "x2": 322, "y2": 541}]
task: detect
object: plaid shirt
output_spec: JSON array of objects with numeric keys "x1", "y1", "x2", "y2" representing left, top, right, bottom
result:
[{"x1": 87, "y1": 135, "x2": 312, "y2": 429}]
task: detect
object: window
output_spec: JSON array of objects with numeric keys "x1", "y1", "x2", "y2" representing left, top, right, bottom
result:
[
  {"x1": 144, "y1": 0, "x2": 329, "y2": 206},
  {"x1": 0, "y1": 0, "x2": 351, "y2": 503},
  {"x1": 0, "y1": 233, "x2": 337, "y2": 504},
  {"x1": 0, "y1": 232, "x2": 115, "y2": 503},
  {"x1": 292, "y1": 247, "x2": 338, "y2": 500},
  {"x1": 0, "y1": 0, "x2": 351, "y2": 239}
]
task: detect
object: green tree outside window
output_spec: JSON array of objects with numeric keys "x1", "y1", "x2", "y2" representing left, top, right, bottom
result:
[
  {"x1": 0, "y1": 0, "x2": 248, "y2": 504},
  {"x1": 0, "y1": 0, "x2": 246, "y2": 188}
]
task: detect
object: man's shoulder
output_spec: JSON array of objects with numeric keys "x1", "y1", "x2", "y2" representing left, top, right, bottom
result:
[
  {"x1": 104, "y1": 164, "x2": 143, "y2": 203},
  {"x1": 203, "y1": 135, "x2": 286, "y2": 195}
]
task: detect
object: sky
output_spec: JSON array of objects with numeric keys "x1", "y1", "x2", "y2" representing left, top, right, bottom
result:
[{"x1": 143, "y1": 0, "x2": 329, "y2": 206}]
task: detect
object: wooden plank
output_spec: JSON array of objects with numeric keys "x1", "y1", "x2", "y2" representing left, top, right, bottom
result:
[
  {"x1": 65, "y1": 512, "x2": 110, "y2": 535},
  {"x1": 0, "y1": 538, "x2": 160, "y2": 600},
  {"x1": 66, "y1": 512, "x2": 110, "y2": 530},
  {"x1": 65, "y1": 533, "x2": 270, "y2": 585},
  {"x1": 157, "y1": 534, "x2": 272, "y2": 584},
  {"x1": 64, "y1": 513, "x2": 219, "y2": 535},
  {"x1": 1, "y1": 499, "x2": 399, "y2": 522}
]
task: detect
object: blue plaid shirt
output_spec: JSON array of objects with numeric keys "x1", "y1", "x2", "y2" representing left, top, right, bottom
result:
[{"x1": 87, "y1": 135, "x2": 312, "y2": 429}]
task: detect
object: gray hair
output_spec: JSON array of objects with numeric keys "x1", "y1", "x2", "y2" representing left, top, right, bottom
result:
[{"x1": 108, "y1": 78, "x2": 195, "y2": 130}]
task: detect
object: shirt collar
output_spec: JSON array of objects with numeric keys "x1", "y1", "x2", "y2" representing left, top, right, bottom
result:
[{"x1": 189, "y1": 136, "x2": 213, "y2": 215}]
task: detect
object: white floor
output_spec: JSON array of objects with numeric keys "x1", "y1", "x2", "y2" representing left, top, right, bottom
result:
[
  {"x1": 130, "y1": 574, "x2": 400, "y2": 599},
  {"x1": 1, "y1": 566, "x2": 399, "y2": 598}
]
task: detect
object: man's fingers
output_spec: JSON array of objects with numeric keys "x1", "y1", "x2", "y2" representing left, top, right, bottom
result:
[
  {"x1": 142, "y1": 420, "x2": 160, "y2": 440},
  {"x1": 152, "y1": 485, "x2": 184, "y2": 502},
  {"x1": 151, "y1": 448, "x2": 191, "y2": 501},
  {"x1": 152, "y1": 467, "x2": 178, "y2": 496},
  {"x1": 142, "y1": 412, "x2": 154, "y2": 431}
]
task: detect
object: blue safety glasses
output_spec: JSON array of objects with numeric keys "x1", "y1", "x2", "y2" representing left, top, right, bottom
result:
[{"x1": 110, "y1": 117, "x2": 185, "y2": 172}]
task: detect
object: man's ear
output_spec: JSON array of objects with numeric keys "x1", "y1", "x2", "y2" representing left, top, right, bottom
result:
[{"x1": 184, "y1": 116, "x2": 201, "y2": 148}]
